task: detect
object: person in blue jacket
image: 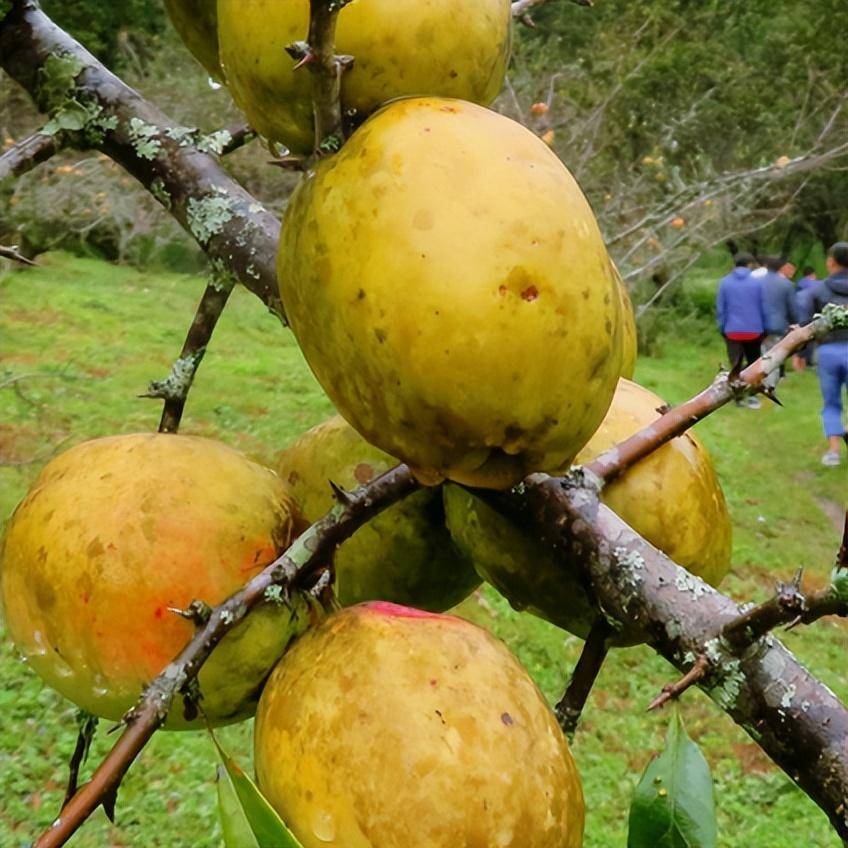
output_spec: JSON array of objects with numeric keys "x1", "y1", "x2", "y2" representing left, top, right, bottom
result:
[
  {"x1": 799, "y1": 242, "x2": 848, "y2": 467},
  {"x1": 760, "y1": 256, "x2": 799, "y2": 390},
  {"x1": 716, "y1": 253, "x2": 763, "y2": 408}
]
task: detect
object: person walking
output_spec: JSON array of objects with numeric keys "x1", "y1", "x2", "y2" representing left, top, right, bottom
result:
[
  {"x1": 716, "y1": 253, "x2": 764, "y2": 408},
  {"x1": 761, "y1": 256, "x2": 799, "y2": 390},
  {"x1": 799, "y1": 242, "x2": 848, "y2": 467},
  {"x1": 796, "y1": 265, "x2": 818, "y2": 292}
]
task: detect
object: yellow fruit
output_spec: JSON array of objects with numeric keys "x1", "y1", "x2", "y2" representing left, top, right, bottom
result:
[
  {"x1": 279, "y1": 97, "x2": 623, "y2": 489},
  {"x1": 218, "y1": 0, "x2": 512, "y2": 153},
  {"x1": 444, "y1": 379, "x2": 732, "y2": 642},
  {"x1": 611, "y1": 261, "x2": 637, "y2": 379},
  {"x1": 276, "y1": 416, "x2": 480, "y2": 610},
  {"x1": 164, "y1": 0, "x2": 220, "y2": 79},
  {"x1": 1, "y1": 434, "x2": 311, "y2": 729},
  {"x1": 255, "y1": 602, "x2": 584, "y2": 847}
]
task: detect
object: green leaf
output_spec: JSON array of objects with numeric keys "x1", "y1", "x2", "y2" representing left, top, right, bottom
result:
[
  {"x1": 628, "y1": 707, "x2": 718, "y2": 848},
  {"x1": 217, "y1": 765, "x2": 260, "y2": 848},
  {"x1": 211, "y1": 732, "x2": 305, "y2": 848}
]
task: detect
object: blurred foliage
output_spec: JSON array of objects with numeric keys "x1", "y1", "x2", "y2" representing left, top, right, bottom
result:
[
  {"x1": 40, "y1": 0, "x2": 165, "y2": 70},
  {"x1": 507, "y1": 0, "x2": 848, "y2": 302}
]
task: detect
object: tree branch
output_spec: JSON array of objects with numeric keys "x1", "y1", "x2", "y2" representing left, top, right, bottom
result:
[
  {"x1": 586, "y1": 308, "x2": 848, "y2": 482},
  {"x1": 555, "y1": 617, "x2": 611, "y2": 740},
  {"x1": 0, "y1": 129, "x2": 58, "y2": 181},
  {"x1": 141, "y1": 269, "x2": 236, "y2": 433},
  {"x1": 480, "y1": 477, "x2": 848, "y2": 839},
  {"x1": 1, "y1": 0, "x2": 284, "y2": 319},
  {"x1": 33, "y1": 465, "x2": 419, "y2": 848},
  {"x1": 0, "y1": 243, "x2": 37, "y2": 265}
]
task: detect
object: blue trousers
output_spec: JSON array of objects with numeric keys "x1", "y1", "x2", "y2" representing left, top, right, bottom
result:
[{"x1": 817, "y1": 341, "x2": 848, "y2": 438}]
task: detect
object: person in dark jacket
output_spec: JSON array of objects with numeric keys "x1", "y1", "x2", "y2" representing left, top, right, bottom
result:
[
  {"x1": 716, "y1": 253, "x2": 763, "y2": 408},
  {"x1": 793, "y1": 266, "x2": 818, "y2": 371},
  {"x1": 760, "y1": 256, "x2": 799, "y2": 390},
  {"x1": 799, "y1": 242, "x2": 848, "y2": 467}
]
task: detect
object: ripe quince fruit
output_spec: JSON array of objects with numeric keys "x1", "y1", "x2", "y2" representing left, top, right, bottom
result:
[
  {"x1": 279, "y1": 97, "x2": 623, "y2": 489},
  {"x1": 1, "y1": 434, "x2": 312, "y2": 728},
  {"x1": 255, "y1": 602, "x2": 584, "y2": 847}
]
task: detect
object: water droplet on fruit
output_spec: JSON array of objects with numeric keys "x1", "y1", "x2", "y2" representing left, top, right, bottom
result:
[{"x1": 311, "y1": 809, "x2": 335, "y2": 842}]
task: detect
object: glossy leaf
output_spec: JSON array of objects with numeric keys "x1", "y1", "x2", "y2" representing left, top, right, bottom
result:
[
  {"x1": 217, "y1": 765, "x2": 260, "y2": 848},
  {"x1": 211, "y1": 733, "x2": 304, "y2": 848},
  {"x1": 628, "y1": 706, "x2": 717, "y2": 848}
]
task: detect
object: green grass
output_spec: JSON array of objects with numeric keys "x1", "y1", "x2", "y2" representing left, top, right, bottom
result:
[{"x1": 1, "y1": 252, "x2": 845, "y2": 847}]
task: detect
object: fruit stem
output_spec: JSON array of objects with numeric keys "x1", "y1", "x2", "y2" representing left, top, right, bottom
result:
[{"x1": 286, "y1": 0, "x2": 355, "y2": 156}]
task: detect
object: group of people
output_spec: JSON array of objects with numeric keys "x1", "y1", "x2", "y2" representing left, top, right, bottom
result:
[{"x1": 715, "y1": 242, "x2": 848, "y2": 467}]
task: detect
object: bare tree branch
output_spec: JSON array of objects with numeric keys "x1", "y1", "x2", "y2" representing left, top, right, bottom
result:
[
  {"x1": 479, "y1": 478, "x2": 848, "y2": 839},
  {"x1": 586, "y1": 309, "x2": 848, "y2": 482},
  {"x1": 0, "y1": 129, "x2": 57, "y2": 181},
  {"x1": 0, "y1": 243, "x2": 37, "y2": 265},
  {"x1": 555, "y1": 617, "x2": 611, "y2": 739},
  {"x1": 141, "y1": 269, "x2": 237, "y2": 433},
  {"x1": 33, "y1": 465, "x2": 420, "y2": 848},
  {"x1": 1, "y1": 0, "x2": 285, "y2": 319}
]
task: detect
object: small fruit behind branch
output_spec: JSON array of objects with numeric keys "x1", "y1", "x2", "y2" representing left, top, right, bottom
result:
[
  {"x1": 1, "y1": 434, "x2": 310, "y2": 729},
  {"x1": 279, "y1": 97, "x2": 623, "y2": 489},
  {"x1": 255, "y1": 602, "x2": 584, "y2": 847},
  {"x1": 613, "y1": 261, "x2": 637, "y2": 379},
  {"x1": 444, "y1": 379, "x2": 732, "y2": 642},
  {"x1": 217, "y1": 0, "x2": 512, "y2": 153},
  {"x1": 276, "y1": 416, "x2": 480, "y2": 610},
  {"x1": 164, "y1": 0, "x2": 221, "y2": 79}
]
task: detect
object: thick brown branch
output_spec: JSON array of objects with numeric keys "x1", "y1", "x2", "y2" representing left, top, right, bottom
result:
[
  {"x1": 143, "y1": 271, "x2": 236, "y2": 433},
  {"x1": 587, "y1": 311, "x2": 848, "y2": 482},
  {"x1": 1, "y1": 1, "x2": 284, "y2": 319},
  {"x1": 287, "y1": 0, "x2": 354, "y2": 153},
  {"x1": 0, "y1": 129, "x2": 57, "y2": 181},
  {"x1": 33, "y1": 465, "x2": 419, "y2": 848},
  {"x1": 555, "y1": 617, "x2": 611, "y2": 740},
  {"x1": 482, "y1": 477, "x2": 848, "y2": 839}
]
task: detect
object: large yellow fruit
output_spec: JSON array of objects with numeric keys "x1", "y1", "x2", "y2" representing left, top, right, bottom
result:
[
  {"x1": 164, "y1": 0, "x2": 220, "y2": 79},
  {"x1": 277, "y1": 416, "x2": 480, "y2": 610},
  {"x1": 1, "y1": 434, "x2": 312, "y2": 729},
  {"x1": 279, "y1": 97, "x2": 623, "y2": 489},
  {"x1": 613, "y1": 263, "x2": 637, "y2": 379},
  {"x1": 444, "y1": 378, "x2": 732, "y2": 642},
  {"x1": 255, "y1": 602, "x2": 584, "y2": 847},
  {"x1": 218, "y1": 0, "x2": 512, "y2": 153}
]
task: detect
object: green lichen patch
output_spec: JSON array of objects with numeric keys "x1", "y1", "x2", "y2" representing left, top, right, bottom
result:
[
  {"x1": 144, "y1": 350, "x2": 206, "y2": 402},
  {"x1": 127, "y1": 118, "x2": 163, "y2": 160},
  {"x1": 37, "y1": 53, "x2": 85, "y2": 114},
  {"x1": 150, "y1": 179, "x2": 172, "y2": 210},
  {"x1": 187, "y1": 189, "x2": 235, "y2": 245},
  {"x1": 197, "y1": 130, "x2": 232, "y2": 156}
]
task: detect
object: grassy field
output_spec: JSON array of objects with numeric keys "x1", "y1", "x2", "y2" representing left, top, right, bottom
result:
[{"x1": 1, "y1": 252, "x2": 845, "y2": 847}]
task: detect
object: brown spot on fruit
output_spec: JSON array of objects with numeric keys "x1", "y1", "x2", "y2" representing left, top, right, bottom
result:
[
  {"x1": 501, "y1": 712, "x2": 514, "y2": 726},
  {"x1": 521, "y1": 286, "x2": 539, "y2": 302}
]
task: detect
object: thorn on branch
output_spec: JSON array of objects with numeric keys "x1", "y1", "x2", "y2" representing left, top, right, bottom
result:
[
  {"x1": 62, "y1": 712, "x2": 99, "y2": 809},
  {"x1": 328, "y1": 479, "x2": 354, "y2": 507},
  {"x1": 648, "y1": 654, "x2": 711, "y2": 711},
  {"x1": 168, "y1": 599, "x2": 213, "y2": 626}
]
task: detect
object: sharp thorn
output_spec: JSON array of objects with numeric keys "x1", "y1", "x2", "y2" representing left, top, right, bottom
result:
[{"x1": 328, "y1": 479, "x2": 353, "y2": 506}]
